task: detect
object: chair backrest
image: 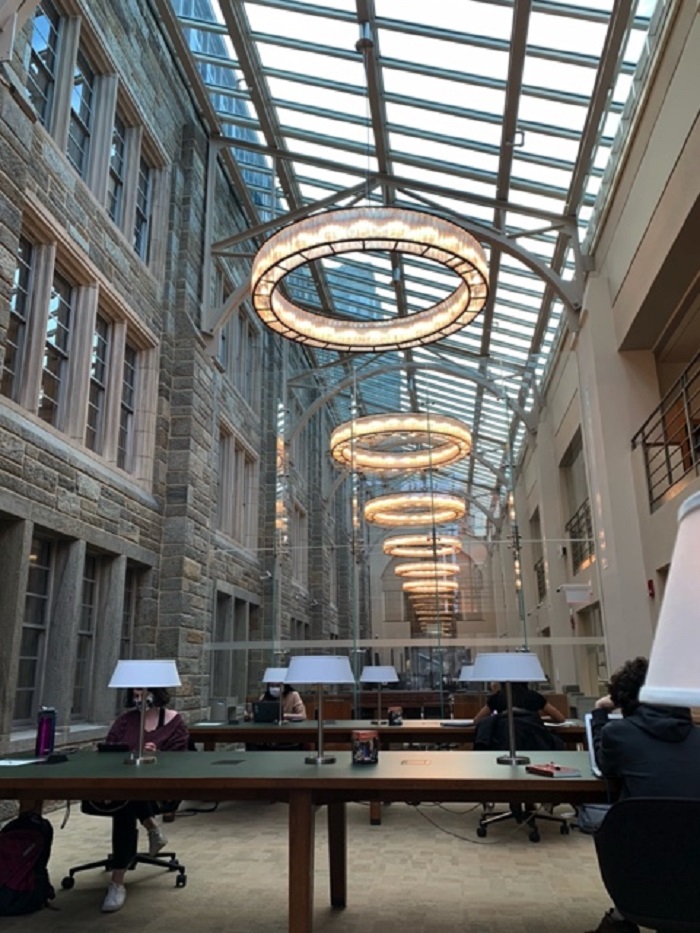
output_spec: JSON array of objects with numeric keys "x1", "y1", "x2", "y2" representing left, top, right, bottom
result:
[
  {"x1": 474, "y1": 711, "x2": 565, "y2": 752},
  {"x1": 312, "y1": 698, "x2": 353, "y2": 720},
  {"x1": 542, "y1": 692, "x2": 570, "y2": 718},
  {"x1": 594, "y1": 797, "x2": 700, "y2": 930}
]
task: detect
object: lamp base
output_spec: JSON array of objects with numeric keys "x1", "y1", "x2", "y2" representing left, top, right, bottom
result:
[
  {"x1": 305, "y1": 754, "x2": 336, "y2": 765},
  {"x1": 125, "y1": 753, "x2": 157, "y2": 766},
  {"x1": 496, "y1": 753, "x2": 531, "y2": 766}
]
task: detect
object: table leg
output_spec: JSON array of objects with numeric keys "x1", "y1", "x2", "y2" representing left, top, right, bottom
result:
[
  {"x1": 289, "y1": 789, "x2": 315, "y2": 933},
  {"x1": 327, "y1": 802, "x2": 346, "y2": 908},
  {"x1": 369, "y1": 800, "x2": 382, "y2": 825}
]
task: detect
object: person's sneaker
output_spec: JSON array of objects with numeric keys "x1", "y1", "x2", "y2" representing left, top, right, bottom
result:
[
  {"x1": 148, "y1": 826, "x2": 167, "y2": 857},
  {"x1": 585, "y1": 909, "x2": 640, "y2": 933},
  {"x1": 101, "y1": 882, "x2": 126, "y2": 913}
]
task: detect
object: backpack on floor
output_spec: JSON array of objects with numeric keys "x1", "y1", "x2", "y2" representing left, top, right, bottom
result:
[{"x1": 0, "y1": 811, "x2": 55, "y2": 915}]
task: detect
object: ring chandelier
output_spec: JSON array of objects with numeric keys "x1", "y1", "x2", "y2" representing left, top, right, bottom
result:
[
  {"x1": 394, "y1": 561, "x2": 460, "y2": 578},
  {"x1": 364, "y1": 492, "x2": 466, "y2": 527},
  {"x1": 330, "y1": 413, "x2": 472, "y2": 473},
  {"x1": 383, "y1": 534, "x2": 463, "y2": 558},
  {"x1": 402, "y1": 579, "x2": 459, "y2": 594},
  {"x1": 250, "y1": 207, "x2": 489, "y2": 352}
]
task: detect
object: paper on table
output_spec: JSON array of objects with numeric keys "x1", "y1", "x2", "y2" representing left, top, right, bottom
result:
[{"x1": 0, "y1": 758, "x2": 46, "y2": 766}]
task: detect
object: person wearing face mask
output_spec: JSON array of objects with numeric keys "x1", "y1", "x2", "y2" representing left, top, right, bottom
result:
[
  {"x1": 99, "y1": 686, "x2": 188, "y2": 913},
  {"x1": 260, "y1": 682, "x2": 307, "y2": 720}
]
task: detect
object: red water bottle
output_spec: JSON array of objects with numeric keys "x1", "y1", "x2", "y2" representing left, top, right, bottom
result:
[{"x1": 35, "y1": 706, "x2": 56, "y2": 756}]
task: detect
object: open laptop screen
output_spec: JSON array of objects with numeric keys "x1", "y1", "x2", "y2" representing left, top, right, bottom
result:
[{"x1": 253, "y1": 701, "x2": 280, "y2": 723}]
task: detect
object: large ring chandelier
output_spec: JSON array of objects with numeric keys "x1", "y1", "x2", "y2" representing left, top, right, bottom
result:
[
  {"x1": 330, "y1": 413, "x2": 472, "y2": 473},
  {"x1": 251, "y1": 207, "x2": 489, "y2": 352},
  {"x1": 384, "y1": 534, "x2": 463, "y2": 558},
  {"x1": 403, "y1": 579, "x2": 459, "y2": 594},
  {"x1": 394, "y1": 561, "x2": 459, "y2": 578},
  {"x1": 364, "y1": 492, "x2": 465, "y2": 527}
]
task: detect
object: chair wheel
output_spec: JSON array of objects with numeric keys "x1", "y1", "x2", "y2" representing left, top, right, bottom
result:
[
  {"x1": 61, "y1": 876, "x2": 75, "y2": 890},
  {"x1": 560, "y1": 824, "x2": 570, "y2": 835},
  {"x1": 476, "y1": 826, "x2": 487, "y2": 838},
  {"x1": 528, "y1": 829, "x2": 540, "y2": 842},
  {"x1": 176, "y1": 873, "x2": 187, "y2": 888}
]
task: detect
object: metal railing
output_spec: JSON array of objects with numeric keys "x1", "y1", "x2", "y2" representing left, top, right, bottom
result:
[
  {"x1": 534, "y1": 556, "x2": 546, "y2": 602},
  {"x1": 632, "y1": 352, "x2": 700, "y2": 511},
  {"x1": 564, "y1": 498, "x2": 595, "y2": 574}
]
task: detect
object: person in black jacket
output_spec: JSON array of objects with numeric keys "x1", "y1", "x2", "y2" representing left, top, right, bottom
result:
[{"x1": 585, "y1": 656, "x2": 700, "y2": 933}]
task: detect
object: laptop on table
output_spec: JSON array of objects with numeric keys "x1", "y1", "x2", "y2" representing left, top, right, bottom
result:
[{"x1": 252, "y1": 701, "x2": 280, "y2": 723}]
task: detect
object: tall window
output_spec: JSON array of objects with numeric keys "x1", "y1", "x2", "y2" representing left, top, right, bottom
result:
[
  {"x1": 73, "y1": 554, "x2": 98, "y2": 720},
  {"x1": 27, "y1": 0, "x2": 60, "y2": 127},
  {"x1": 133, "y1": 157, "x2": 152, "y2": 261},
  {"x1": 217, "y1": 428, "x2": 258, "y2": 546},
  {"x1": 38, "y1": 271, "x2": 73, "y2": 426},
  {"x1": 85, "y1": 314, "x2": 110, "y2": 451},
  {"x1": 290, "y1": 502, "x2": 308, "y2": 586},
  {"x1": 117, "y1": 343, "x2": 136, "y2": 470},
  {"x1": 1, "y1": 236, "x2": 33, "y2": 400},
  {"x1": 67, "y1": 49, "x2": 96, "y2": 178},
  {"x1": 107, "y1": 113, "x2": 127, "y2": 225},
  {"x1": 13, "y1": 537, "x2": 54, "y2": 724}
]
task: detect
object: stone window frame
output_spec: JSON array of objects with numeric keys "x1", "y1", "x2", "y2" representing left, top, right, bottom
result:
[
  {"x1": 215, "y1": 264, "x2": 263, "y2": 414},
  {"x1": 3, "y1": 208, "x2": 160, "y2": 487},
  {"x1": 25, "y1": 1, "x2": 169, "y2": 275},
  {"x1": 290, "y1": 498, "x2": 308, "y2": 588},
  {"x1": 216, "y1": 419, "x2": 259, "y2": 550}
]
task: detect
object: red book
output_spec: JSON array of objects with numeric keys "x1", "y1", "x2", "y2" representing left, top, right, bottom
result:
[{"x1": 525, "y1": 762, "x2": 582, "y2": 778}]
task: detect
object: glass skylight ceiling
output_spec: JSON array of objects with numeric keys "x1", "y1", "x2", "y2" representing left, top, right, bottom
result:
[{"x1": 167, "y1": 0, "x2": 659, "y2": 535}]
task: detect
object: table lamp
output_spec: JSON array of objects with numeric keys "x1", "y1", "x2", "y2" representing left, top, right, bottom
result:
[
  {"x1": 262, "y1": 666, "x2": 288, "y2": 723},
  {"x1": 108, "y1": 659, "x2": 181, "y2": 766},
  {"x1": 285, "y1": 656, "x2": 355, "y2": 764},
  {"x1": 470, "y1": 651, "x2": 545, "y2": 765},
  {"x1": 640, "y1": 491, "x2": 700, "y2": 707},
  {"x1": 359, "y1": 665, "x2": 399, "y2": 724},
  {"x1": 458, "y1": 664, "x2": 475, "y2": 683}
]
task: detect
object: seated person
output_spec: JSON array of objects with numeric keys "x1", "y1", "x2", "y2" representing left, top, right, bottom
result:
[
  {"x1": 473, "y1": 681, "x2": 566, "y2": 724},
  {"x1": 586, "y1": 657, "x2": 700, "y2": 933},
  {"x1": 260, "y1": 682, "x2": 307, "y2": 720},
  {"x1": 99, "y1": 686, "x2": 188, "y2": 914}
]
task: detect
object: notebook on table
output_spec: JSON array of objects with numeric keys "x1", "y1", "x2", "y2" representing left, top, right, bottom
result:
[{"x1": 252, "y1": 701, "x2": 280, "y2": 723}]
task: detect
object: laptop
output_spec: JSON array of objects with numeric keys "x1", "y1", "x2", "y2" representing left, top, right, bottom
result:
[
  {"x1": 584, "y1": 711, "x2": 622, "y2": 777},
  {"x1": 252, "y1": 701, "x2": 280, "y2": 723}
]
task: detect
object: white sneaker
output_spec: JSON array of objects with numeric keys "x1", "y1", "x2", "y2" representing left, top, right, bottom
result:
[
  {"x1": 101, "y1": 882, "x2": 126, "y2": 913},
  {"x1": 148, "y1": 826, "x2": 167, "y2": 857}
]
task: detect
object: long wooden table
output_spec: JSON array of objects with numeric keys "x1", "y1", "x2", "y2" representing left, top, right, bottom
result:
[
  {"x1": 0, "y1": 748, "x2": 608, "y2": 933},
  {"x1": 189, "y1": 718, "x2": 586, "y2": 750}
]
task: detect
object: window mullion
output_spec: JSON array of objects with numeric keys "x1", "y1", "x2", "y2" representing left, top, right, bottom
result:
[
  {"x1": 17, "y1": 241, "x2": 56, "y2": 413},
  {"x1": 62, "y1": 283, "x2": 97, "y2": 440},
  {"x1": 102, "y1": 319, "x2": 126, "y2": 463},
  {"x1": 87, "y1": 73, "x2": 118, "y2": 199},
  {"x1": 121, "y1": 124, "x2": 142, "y2": 242},
  {"x1": 49, "y1": 14, "x2": 80, "y2": 151}
]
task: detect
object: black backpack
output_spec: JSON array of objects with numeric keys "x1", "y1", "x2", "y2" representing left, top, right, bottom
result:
[{"x1": 0, "y1": 811, "x2": 55, "y2": 915}]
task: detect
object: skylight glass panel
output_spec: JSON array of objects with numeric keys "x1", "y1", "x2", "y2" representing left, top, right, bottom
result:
[
  {"x1": 276, "y1": 106, "x2": 370, "y2": 146},
  {"x1": 245, "y1": 5, "x2": 358, "y2": 50},
  {"x1": 511, "y1": 159, "x2": 573, "y2": 191},
  {"x1": 522, "y1": 58, "x2": 597, "y2": 98},
  {"x1": 518, "y1": 130, "x2": 580, "y2": 163},
  {"x1": 526, "y1": 9, "x2": 607, "y2": 56},
  {"x1": 517, "y1": 95, "x2": 587, "y2": 133},
  {"x1": 383, "y1": 70, "x2": 506, "y2": 116},
  {"x1": 378, "y1": 31, "x2": 509, "y2": 81},
  {"x1": 288, "y1": 138, "x2": 378, "y2": 172},
  {"x1": 389, "y1": 133, "x2": 499, "y2": 176},
  {"x1": 267, "y1": 77, "x2": 367, "y2": 118},
  {"x1": 376, "y1": 0, "x2": 513, "y2": 39},
  {"x1": 391, "y1": 161, "x2": 497, "y2": 201},
  {"x1": 385, "y1": 102, "x2": 502, "y2": 147},
  {"x1": 256, "y1": 43, "x2": 365, "y2": 85}
]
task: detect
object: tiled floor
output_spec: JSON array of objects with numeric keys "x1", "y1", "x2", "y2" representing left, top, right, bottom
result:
[{"x1": 2, "y1": 800, "x2": 617, "y2": 932}]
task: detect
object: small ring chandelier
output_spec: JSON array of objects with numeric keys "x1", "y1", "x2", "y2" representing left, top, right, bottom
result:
[
  {"x1": 251, "y1": 207, "x2": 489, "y2": 352},
  {"x1": 364, "y1": 492, "x2": 465, "y2": 527},
  {"x1": 330, "y1": 413, "x2": 472, "y2": 473},
  {"x1": 394, "y1": 561, "x2": 460, "y2": 578},
  {"x1": 383, "y1": 533, "x2": 463, "y2": 558}
]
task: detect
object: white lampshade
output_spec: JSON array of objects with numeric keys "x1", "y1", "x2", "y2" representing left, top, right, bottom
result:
[
  {"x1": 458, "y1": 664, "x2": 475, "y2": 682},
  {"x1": 640, "y1": 492, "x2": 700, "y2": 707},
  {"x1": 262, "y1": 667, "x2": 288, "y2": 683},
  {"x1": 359, "y1": 665, "x2": 399, "y2": 684},
  {"x1": 471, "y1": 652, "x2": 545, "y2": 683},
  {"x1": 108, "y1": 659, "x2": 181, "y2": 689},
  {"x1": 286, "y1": 655, "x2": 355, "y2": 685}
]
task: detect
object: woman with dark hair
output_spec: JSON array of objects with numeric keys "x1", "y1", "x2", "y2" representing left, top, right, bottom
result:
[
  {"x1": 99, "y1": 687, "x2": 188, "y2": 913},
  {"x1": 586, "y1": 656, "x2": 700, "y2": 933},
  {"x1": 260, "y1": 682, "x2": 306, "y2": 720},
  {"x1": 473, "y1": 680, "x2": 565, "y2": 724}
]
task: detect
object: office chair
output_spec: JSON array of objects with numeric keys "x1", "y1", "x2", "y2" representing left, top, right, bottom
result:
[
  {"x1": 61, "y1": 802, "x2": 186, "y2": 890},
  {"x1": 474, "y1": 711, "x2": 571, "y2": 843},
  {"x1": 594, "y1": 797, "x2": 700, "y2": 932}
]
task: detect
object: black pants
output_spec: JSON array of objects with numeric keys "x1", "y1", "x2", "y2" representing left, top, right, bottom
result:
[{"x1": 111, "y1": 801, "x2": 159, "y2": 870}]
